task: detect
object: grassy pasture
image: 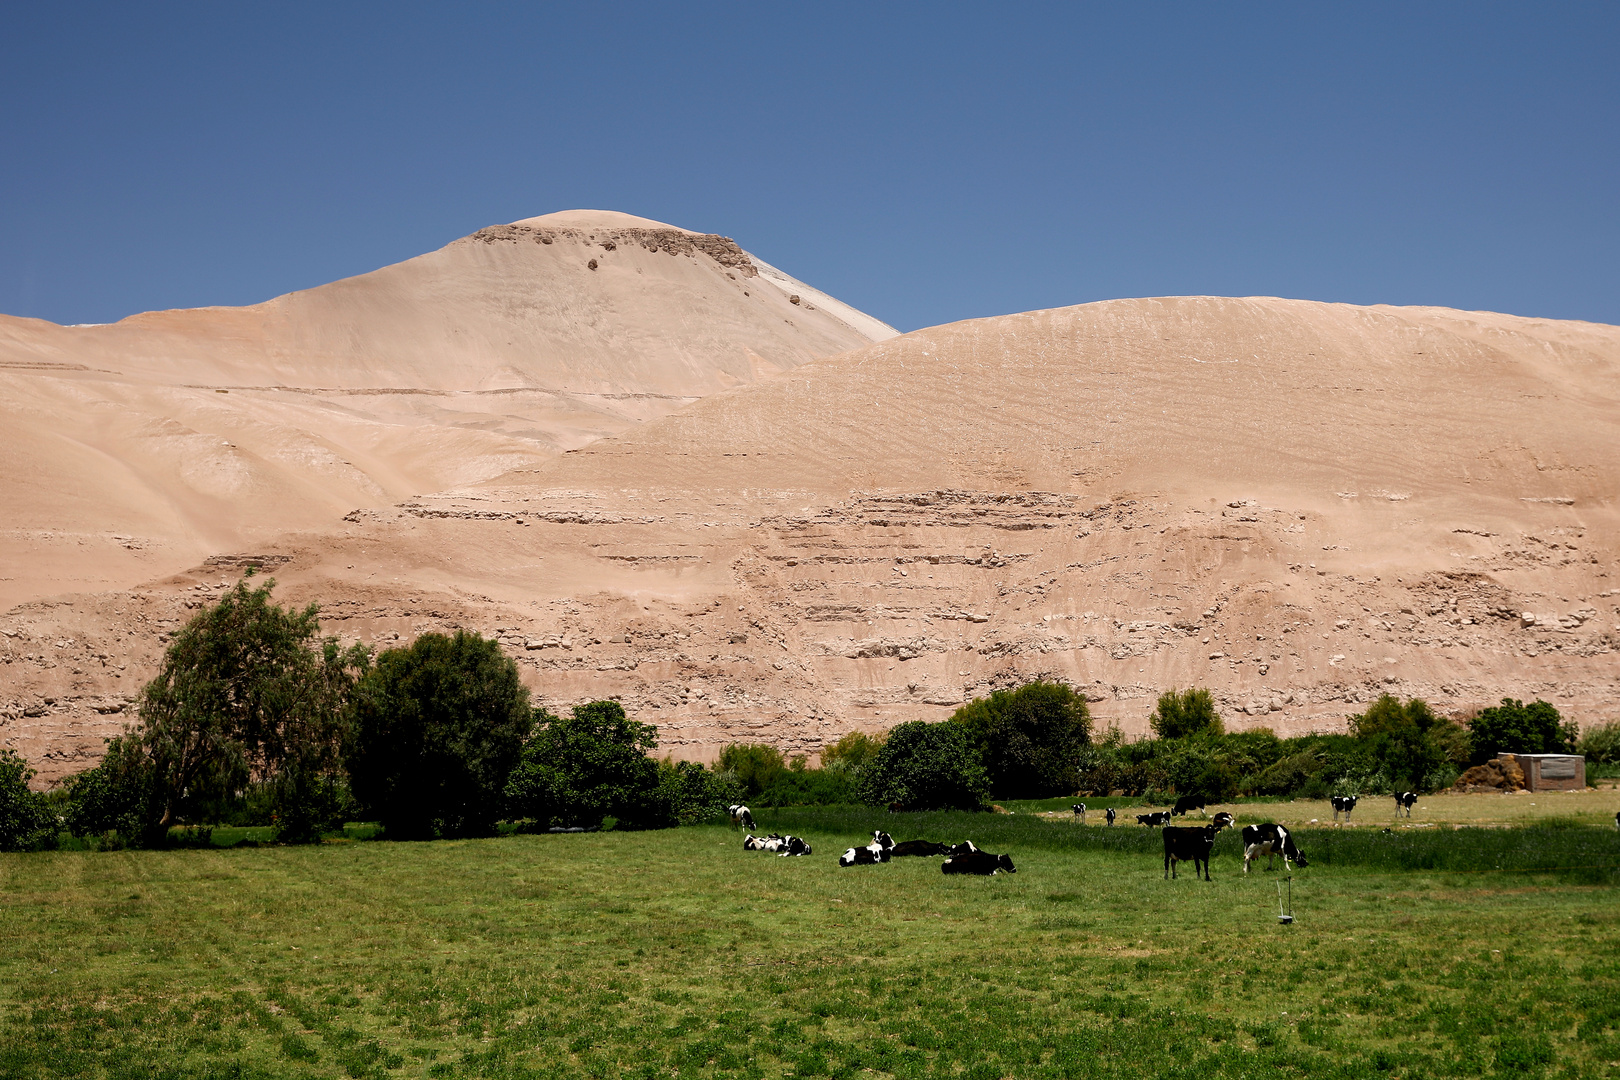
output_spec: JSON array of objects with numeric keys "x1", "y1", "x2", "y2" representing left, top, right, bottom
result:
[{"x1": 3, "y1": 810, "x2": 1618, "y2": 1080}]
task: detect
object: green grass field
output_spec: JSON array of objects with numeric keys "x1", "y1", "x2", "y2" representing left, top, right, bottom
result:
[{"x1": 4, "y1": 809, "x2": 1619, "y2": 1080}]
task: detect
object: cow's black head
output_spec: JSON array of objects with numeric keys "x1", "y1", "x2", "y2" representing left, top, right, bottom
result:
[{"x1": 997, "y1": 854, "x2": 1017, "y2": 873}]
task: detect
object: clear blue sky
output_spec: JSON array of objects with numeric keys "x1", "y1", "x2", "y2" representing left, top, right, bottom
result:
[{"x1": 3, "y1": 3, "x2": 1616, "y2": 332}]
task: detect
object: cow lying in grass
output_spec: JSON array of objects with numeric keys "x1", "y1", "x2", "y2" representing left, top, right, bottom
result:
[
  {"x1": 1241, "y1": 823, "x2": 1307, "y2": 873},
  {"x1": 840, "y1": 830, "x2": 894, "y2": 867},
  {"x1": 1163, "y1": 825, "x2": 1218, "y2": 880},
  {"x1": 744, "y1": 833, "x2": 812, "y2": 856},
  {"x1": 941, "y1": 849, "x2": 1016, "y2": 875},
  {"x1": 1394, "y1": 792, "x2": 1418, "y2": 818},
  {"x1": 891, "y1": 840, "x2": 952, "y2": 857}
]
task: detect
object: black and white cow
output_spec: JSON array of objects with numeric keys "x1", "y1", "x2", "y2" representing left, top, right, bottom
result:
[
  {"x1": 1394, "y1": 792, "x2": 1418, "y2": 818},
  {"x1": 946, "y1": 840, "x2": 979, "y2": 857},
  {"x1": 1137, "y1": 811, "x2": 1172, "y2": 828},
  {"x1": 839, "y1": 839, "x2": 891, "y2": 866},
  {"x1": 1241, "y1": 823, "x2": 1307, "y2": 873},
  {"x1": 1163, "y1": 825, "x2": 1219, "y2": 880},
  {"x1": 1615, "y1": 810, "x2": 1619, "y2": 832},
  {"x1": 941, "y1": 849, "x2": 1016, "y2": 875},
  {"x1": 1172, "y1": 794, "x2": 1207, "y2": 817},
  {"x1": 1072, "y1": 803, "x2": 1086, "y2": 824},
  {"x1": 871, "y1": 830, "x2": 894, "y2": 852},
  {"x1": 1105, "y1": 807, "x2": 1117, "y2": 827},
  {"x1": 1210, "y1": 811, "x2": 1235, "y2": 833},
  {"x1": 1330, "y1": 795, "x2": 1358, "y2": 824},
  {"x1": 728, "y1": 804, "x2": 755, "y2": 830},
  {"x1": 777, "y1": 835, "x2": 812, "y2": 857},
  {"x1": 743, "y1": 833, "x2": 782, "y2": 851},
  {"x1": 891, "y1": 840, "x2": 952, "y2": 857}
]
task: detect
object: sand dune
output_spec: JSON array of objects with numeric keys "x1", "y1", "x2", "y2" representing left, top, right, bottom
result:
[
  {"x1": 0, "y1": 210, "x2": 895, "y2": 609},
  {"x1": 7, "y1": 294, "x2": 1617, "y2": 782}
]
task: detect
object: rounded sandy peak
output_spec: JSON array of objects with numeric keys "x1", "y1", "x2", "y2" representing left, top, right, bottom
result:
[{"x1": 506, "y1": 209, "x2": 697, "y2": 233}]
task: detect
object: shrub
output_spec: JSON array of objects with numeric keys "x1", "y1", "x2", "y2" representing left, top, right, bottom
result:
[
  {"x1": 756, "y1": 763, "x2": 857, "y2": 807},
  {"x1": 950, "y1": 680, "x2": 1091, "y2": 798},
  {"x1": 1467, "y1": 698, "x2": 1578, "y2": 764},
  {"x1": 0, "y1": 750, "x2": 54, "y2": 851},
  {"x1": 505, "y1": 700, "x2": 660, "y2": 829},
  {"x1": 63, "y1": 733, "x2": 160, "y2": 846},
  {"x1": 715, "y1": 743, "x2": 788, "y2": 799},
  {"x1": 1347, "y1": 694, "x2": 1461, "y2": 792},
  {"x1": 347, "y1": 630, "x2": 532, "y2": 839},
  {"x1": 632, "y1": 759, "x2": 740, "y2": 828},
  {"x1": 819, "y1": 730, "x2": 884, "y2": 772},
  {"x1": 857, "y1": 721, "x2": 990, "y2": 811},
  {"x1": 1577, "y1": 720, "x2": 1620, "y2": 765},
  {"x1": 1148, "y1": 688, "x2": 1224, "y2": 740}
]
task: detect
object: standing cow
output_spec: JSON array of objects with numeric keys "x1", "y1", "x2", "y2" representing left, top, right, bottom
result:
[
  {"x1": 1330, "y1": 795, "x2": 1358, "y2": 824},
  {"x1": 1105, "y1": 808, "x2": 1117, "y2": 827},
  {"x1": 729, "y1": 804, "x2": 755, "y2": 830},
  {"x1": 1163, "y1": 825, "x2": 1219, "y2": 880},
  {"x1": 1072, "y1": 803, "x2": 1086, "y2": 824},
  {"x1": 1241, "y1": 823, "x2": 1307, "y2": 873},
  {"x1": 1394, "y1": 792, "x2": 1418, "y2": 818}
]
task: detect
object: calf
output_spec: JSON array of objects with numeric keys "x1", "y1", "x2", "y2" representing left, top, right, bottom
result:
[
  {"x1": 839, "y1": 839, "x2": 890, "y2": 866},
  {"x1": 941, "y1": 849, "x2": 1017, "y2": 875},
  {"x1": 777, "y1": 835, "x2": 812, "y2": 857},
  {"x1": 1172, "y1": 794, "x2": 1207, "y2": 817},
  {"x1": 1241, "y1": 823, "x2": 1307, "y2": 873},
  {"x1": 1137, "y1": 811, "x2": 1172, "y2": 828},
  {"x1": 1105, "y1": 807, "x2": 1117, "y2": 827},
  {"x1": 1163, "y1": 825, "x2": 1218, "y2": 880},
  {"x1": 871, "y1": 830, "x2": 894, "y2": 851},
  {"x1": 1072, "y1": 803, "x2": 1086, "y2": 824},
  {"x1": 1330, "y1": 795, "x2": 1358, "y2": 824},
  {"x1": 1394, "y1": 792, "x2": 1418, "y2": 818},
  {"x1": 891, "y1": 840, "x2": 952, "y2": 857},
  {"x1": 1210, "y1": 811, "x2": 1235, "y2": 833},
  {"x1": 728, "y1": 804, "x2": 756, "y2": 831}
]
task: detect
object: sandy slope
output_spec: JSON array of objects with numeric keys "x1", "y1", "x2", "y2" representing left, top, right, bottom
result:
[
  {"x1": 0, "y1": 210, "x2": 895, "y2": 609},
  {"x1": 6, "y1": 295, "x2": 1616, "y2": 783}
]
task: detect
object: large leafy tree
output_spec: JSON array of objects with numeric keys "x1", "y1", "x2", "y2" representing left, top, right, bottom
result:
[
  {"x1": 857, "y1": 721, "x2": 990, "y2": 811},
  {"x1": 1348, "y1": 694, "x2": 1468, "y2": 791},
  {"x1": 347, "y1": 630, "x2": 532, "y2": 839},
  {"x1": 1148, "y1": 688, "x2": 1224, "y2": 740},
  {"x1": 506, "y1": 700, "x2": 662, "y2": 829},
  {"x1": 950, "y1": 680, "x2": 1091, "y2": 798},
  {"x1": 1467, "y1": 698, "x2": 1578, "y2": 764},
  {"x1": 0, "y1": 750, "x2": 54, "y2": 852},
  {"x1": 71, "y1": 577, "x2": 368, "y2": 845}
]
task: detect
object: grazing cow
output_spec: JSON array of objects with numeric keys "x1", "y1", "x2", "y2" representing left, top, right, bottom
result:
[
  {"x1": 1163, "y1": 825, "x2": 1219, "y2": 880},
  {"x1": 728, "y1": 804, "x2": 755, "y2": 830},
  {"x1": 1394, "y1": 792, "x2": 1418, "y2": 818},
  {"x1": 891, "y1": 839, "x2": 952, "y2": 857},
  {"x1": 941, "y1": 849, "x2": 1016, "y2": 875},
  {"x1": 839, "y1": 839, "x2": 891, "y2": 866},
  {"x1": 1105, "y1": 807, "x2": 1117, "y2": 827},
  {"x1": 777, "y1": 835, "x2": 812, "y2": 857},
  {"x1": 1171, "y1": 795, "x2": 1207, "y2": 817},
  {"x1": 1137, "y1": 811, "x2": 1172, "y2": 828},
  {"x1": 1330, "y1": 795, "x2": 1359, "y2": 824},
  {"x1": 1210, "y1": 811, "x2": 1235, "y2": 833},
  {"x1": 1241, "y1": 823, "x2": 1308, "y2": 873}
]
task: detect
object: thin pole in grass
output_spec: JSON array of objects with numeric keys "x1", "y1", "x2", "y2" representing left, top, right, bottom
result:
[{"x1": 1277, "y1": 876, "x2": 1293, "y2": 925}]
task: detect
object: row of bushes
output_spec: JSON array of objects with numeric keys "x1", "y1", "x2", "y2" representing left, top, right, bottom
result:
[{"x1": 0, "y1": 578, "x2": 742, "y2": 851}]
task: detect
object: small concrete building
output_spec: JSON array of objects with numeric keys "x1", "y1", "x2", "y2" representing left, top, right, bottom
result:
[{"x1": 1508, "y1": 754, "x2": 1587, "y2": 792}]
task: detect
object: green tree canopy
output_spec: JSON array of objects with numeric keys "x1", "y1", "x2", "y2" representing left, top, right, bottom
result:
[
  {"x1": 1346, "y1": 694, "x2": 1467, "y2": 791},
  {"x1": 1467, "y1": 698, "x2": 1578, "y2": 764},
  {"x1": 505, "y1": 700, "x2": 661, "y2": 829},
  {"x1": 70, "y1": 577, "x2": 368, "y2": 845},
  {"x1": 857, "y1": 721, "x2": 990, "y2": 811},
  {"x1": 0, "y1": 750, "x2": 54, "y2": 852},
  {"x1": 715, "y1": 743, "x2": 788, "y2": 799},
  {"x1": 819, "y1": 730, "x2": 885, "y2": 772},
  {"x1": 1148, "y1": 688, "x2": 1224, "y2": 740},
  {"x1": 347, "y1": 630, "x2": 531, "y2": 839},
  {"x1": 950, "y1": 681, "x2": 1091, "y2": 798}
]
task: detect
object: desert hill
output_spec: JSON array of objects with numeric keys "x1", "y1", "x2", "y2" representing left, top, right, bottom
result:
[
  {"x1": 0, "y1": 209, "x2": 895, "y2": 610},
  {"x1": 6, "y1": 295, "x2": 1617, "y2": 784}
]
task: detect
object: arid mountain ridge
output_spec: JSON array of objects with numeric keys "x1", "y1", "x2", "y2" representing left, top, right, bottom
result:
[{"x1": 3, "y1": 215, "x2": 1618, "y2": 786}]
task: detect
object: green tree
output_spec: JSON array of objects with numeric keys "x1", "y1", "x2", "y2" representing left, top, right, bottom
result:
[
  {"x1": 950, "y1": 680, "x2": 1091, "y2": 798},
  {"x1": 1149, "y1": 688, "x2": 1224, "y2": 740},
  {"x1": 857, "y1": 721, "x2": 990, "y2": 811},
  {"x1": 0, "y1": 750, "x2": 54, "y2": 852},
  {"x1": 819, "y1": 730, "x2": 885, "y2": 772},
  {"x1": 715, "y1": 743, "x2": 788, "y2": 799},
  {"x1": 78, "y1": 578, "x2": 368, "y2": 845},
  {"x1": 505, "y1": 700, "x2": 660, "y2": 829},
  {"x1": 1467, "y1": 698, "x2": 1577, "y2": 764},
  {"x1": 1576, "y1": 720, "x2": 1620, "y2": 765},
  {"x1": 347, "y1": 630, "x2": 532, "y2": 839},
  {"x1": 1347, "y1": 694, "x2": 1463, "y2": 792}
]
